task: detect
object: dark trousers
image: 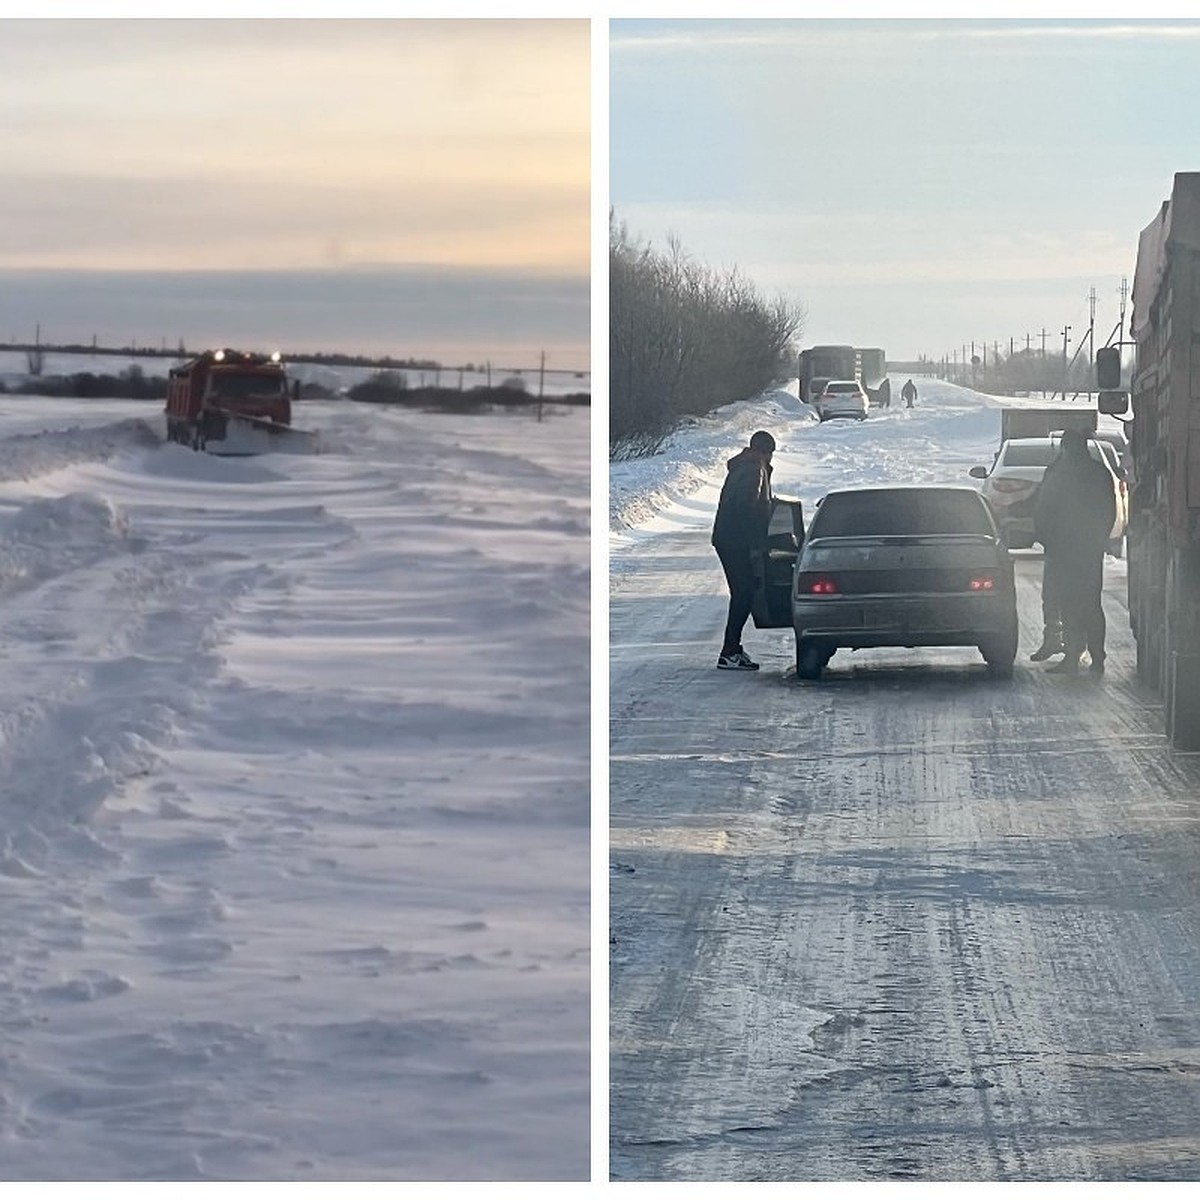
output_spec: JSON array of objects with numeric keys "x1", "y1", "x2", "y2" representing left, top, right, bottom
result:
[
  {"x1": 1041, "y1": 552, "x2": 1063, "y2": 642},
  {"x1": 1055, "y1": 547, "x2": 1106, "y2": 661},
  {"x1": 715, "y1": 543, "x2": 755, "y2": 655}
]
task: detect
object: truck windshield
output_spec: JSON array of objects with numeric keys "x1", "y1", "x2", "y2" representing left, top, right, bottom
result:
[{"x1": 210, "y1": 372, "x2": 283, "y2": 400}]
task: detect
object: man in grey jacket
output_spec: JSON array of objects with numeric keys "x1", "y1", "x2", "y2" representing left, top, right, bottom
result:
[{"x1": 711, "y1": 430, "x2": 775, "y2": 670}]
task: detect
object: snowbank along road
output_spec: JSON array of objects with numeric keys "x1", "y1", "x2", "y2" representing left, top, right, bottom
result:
[
  {"x1": 610, "y1": 379, "x2": 1200, "y2": 1181},
  {"x1": 0, "y1": 396, "x2": 589, "y2": 1181}
]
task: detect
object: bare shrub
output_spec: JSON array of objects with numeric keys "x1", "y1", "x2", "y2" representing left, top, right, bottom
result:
[{"x1": 610, "y1": 213, "x2": 803, "y2": 455}]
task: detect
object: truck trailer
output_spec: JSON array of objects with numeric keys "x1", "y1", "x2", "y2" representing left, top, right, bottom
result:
[
  {"x1": 799, "y1": 345, "x2": 858, "y2": 406},
  {"x1": 1120, "y1": 171, "x2": 1200, "y2": 748},
  {"x1": 999, "y1": 406, "x2": 1098, "y2": 444}
]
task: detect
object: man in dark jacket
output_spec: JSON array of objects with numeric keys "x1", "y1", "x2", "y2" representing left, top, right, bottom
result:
[
  {"x1": 711, "y1": 430, "x2": 775, "y2": 670},
  {"x1": 1033, "y1": 428, "x2": 1117, "y2": 674},
  {"x1": 901, "y1": 379, "x2": 917, "y2": 408}
]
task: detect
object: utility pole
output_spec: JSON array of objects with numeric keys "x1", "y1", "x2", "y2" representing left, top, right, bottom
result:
[
  {"x1": 1087, "y1": 286, "x2": 1097, "y2": 400},
  {"x1": 1061, "y1": 325, "x2": 1072, "y2": 400}
]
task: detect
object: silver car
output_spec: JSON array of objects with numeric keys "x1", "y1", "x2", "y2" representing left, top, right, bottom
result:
[{"x1": 789, "y1": 486, "x2": 1018, "y2": 680}]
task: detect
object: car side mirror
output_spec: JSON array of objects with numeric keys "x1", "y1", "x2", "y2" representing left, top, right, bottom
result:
[{"x1": 969, "y1": 465, "x2": 988, "y2": 480}]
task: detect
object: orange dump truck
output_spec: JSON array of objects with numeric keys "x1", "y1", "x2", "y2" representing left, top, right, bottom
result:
[{"x1": 164, "y1": 349, "x2": 316, "y2": 455}]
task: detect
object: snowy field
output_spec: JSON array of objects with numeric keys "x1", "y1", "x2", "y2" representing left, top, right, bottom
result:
[{"x1": 0, "y1": 395, "x2": 589, "y2": 1180}]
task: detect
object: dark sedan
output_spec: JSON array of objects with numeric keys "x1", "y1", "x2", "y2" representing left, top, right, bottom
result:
[{"x1": 788, "y1": 485, "x2": 1018, "y2": 680}]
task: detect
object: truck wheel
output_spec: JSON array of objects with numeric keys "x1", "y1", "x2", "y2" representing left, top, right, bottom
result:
[{"x1": 796, "y1": 638, "x2": 830, "y2": 681}]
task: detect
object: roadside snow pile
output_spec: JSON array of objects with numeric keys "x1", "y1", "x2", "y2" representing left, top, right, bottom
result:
[
  {"x1": 610, "y1": 381, "x2": 818, "y2": 531},
  {"x1": 0, "y1": 419, "x2": 161, "y2": 482},
  {"x1": 0, "y1": 492, "x2": 138, "y2": 593}
]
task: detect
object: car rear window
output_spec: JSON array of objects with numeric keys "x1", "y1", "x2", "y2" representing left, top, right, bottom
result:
[
  {"x1": 1001, "y1": 442, "x2": 1058, "y2": 467},
  {"x1": 811, "y1": 490, "x2": 994, "y2": 538},
  {"x1": 1001, "y1": 440, "x2": 1113, "y2": 470},
  {"x1": 824, "y1": 383, "x2": 861, "y2": 394}
]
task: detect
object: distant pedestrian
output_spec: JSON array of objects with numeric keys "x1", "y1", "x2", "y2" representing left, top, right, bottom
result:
[
  {"x1": 901, "y1": 379, "x2": 917, "y2": 408},
  {"x1": 711, "y1": 430, "x2": 775, "y2": 670},
  {"x1": 1033, "y1": 429, "x2": 1117, "y2": 675},
  {"x1": 878, "y1": 378, "x2": 892, "y2": 409}
]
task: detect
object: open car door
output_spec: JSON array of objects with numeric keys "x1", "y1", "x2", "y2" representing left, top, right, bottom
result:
[{"x1": 751, "y1": 497, "x2": 804, "y2": 628}]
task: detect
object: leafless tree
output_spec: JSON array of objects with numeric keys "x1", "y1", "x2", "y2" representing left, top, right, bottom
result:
[{"x1": 610, "y1": 214, "x2": 803, "y2": 453}]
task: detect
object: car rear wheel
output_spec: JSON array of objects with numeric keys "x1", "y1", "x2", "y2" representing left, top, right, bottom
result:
[
  {"x1": 979, "y1": 634, "x2": 1017, "y2": 679},
  {"x1": 796, "y1": 638, "x2": 832, "y2": 681}
]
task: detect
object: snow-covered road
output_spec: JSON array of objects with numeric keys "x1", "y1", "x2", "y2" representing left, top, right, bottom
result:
[
  {"x1": 0, "y1": 397, "x2": 589, "y2": 1180},
  {"x1": 609, "y1": 380, "x2": 1200, "y2": 1181}
]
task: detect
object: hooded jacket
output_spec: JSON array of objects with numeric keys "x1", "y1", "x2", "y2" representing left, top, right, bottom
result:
[{"x1": 711, "y1": 448, "x2": 773, "y2": 550}]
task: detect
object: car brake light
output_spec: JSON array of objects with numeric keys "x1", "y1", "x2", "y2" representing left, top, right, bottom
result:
[
  {"x1": 991, "y1": 479, "x2": 1033, "y2": 494},
  {"x1": 969, "y1": 576, "x2": 995, "y2": 591},
  {"x1": 805, "y1": 576, "x2": 839, "y2": 595},
  {"x1": 1119, "y1": 479, "x2": 1127, "y2": 496}
]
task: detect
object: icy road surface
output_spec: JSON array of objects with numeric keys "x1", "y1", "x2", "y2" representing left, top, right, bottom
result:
[
  {"x1": 610, "y1": 380, "x2": 1200, "y2": 1181},
  {"x1": 0, "y1": 397, "x2": 588, "y2": 1181}
]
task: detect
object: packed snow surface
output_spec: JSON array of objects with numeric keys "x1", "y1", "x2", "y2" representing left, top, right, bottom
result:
[{"x1": 0, "y1": 395, "x2": 588, "y2": 1180}]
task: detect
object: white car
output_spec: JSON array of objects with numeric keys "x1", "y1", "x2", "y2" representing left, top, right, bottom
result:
[
  {"x1": 815, "y1": 379, "x2": 869, "y2": 422},
  {"x1": 969, "y1": 435, "x2": 1128, "y2": 554}
]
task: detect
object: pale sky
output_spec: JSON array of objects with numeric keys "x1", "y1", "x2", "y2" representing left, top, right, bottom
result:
[
  {"x1": 0, "y1": 18, "x2": 590, "y2": 366},
  {"x1": 610, "y1": 17, "x2": 1200, "y2": 365}
]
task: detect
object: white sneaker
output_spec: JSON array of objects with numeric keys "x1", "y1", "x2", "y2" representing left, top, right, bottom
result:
[{"x1": 717, "y1": 650, "x2": 759, "y2": 671}]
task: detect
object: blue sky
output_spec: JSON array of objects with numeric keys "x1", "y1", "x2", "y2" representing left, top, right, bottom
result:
[
  {"x1": 0, "y1": 19, "x2": 589, "y2": 367},
  {"x1": 610, "y1": 17, "x2": 1200, "y2": 364}
]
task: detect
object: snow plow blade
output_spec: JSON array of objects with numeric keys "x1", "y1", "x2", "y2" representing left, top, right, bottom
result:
[{"x1": 204, "y1": 409, "x2": 319, "y2": 457}]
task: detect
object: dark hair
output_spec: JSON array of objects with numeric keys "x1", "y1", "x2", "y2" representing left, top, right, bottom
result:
[
  {"x1": 1059, "y1": 428, "x2": 1087, "y2": 453},
  {"x1": 749, "y1": 430, "x2": 776, "y2": 453}
]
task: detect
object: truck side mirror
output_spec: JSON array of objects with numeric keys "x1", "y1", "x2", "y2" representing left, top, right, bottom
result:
[
  {"x1": 1096, "y1": 346, "x2": 1122, "y2": 390},
  {"x1": 1098, "y1": 389, "x2": 1129, "y2": 416}
]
